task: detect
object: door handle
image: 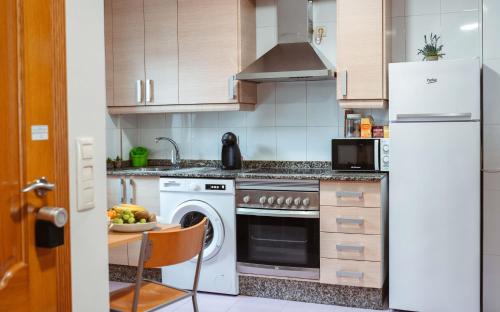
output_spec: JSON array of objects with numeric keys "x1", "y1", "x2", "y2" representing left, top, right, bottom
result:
[
  {"x1": 336, "y1": 191, "x2": 364, "y2": 199},
  {"x1": 136, "y1": 80, "x2": 143, "y2": 103},
  {"x1": 336, "y1": 270, "x2": 363, "y2": 279},
  {"x1": 22, "y1": 177, "x2": 55, "y2": 197},
  {"x1": 129, "y1": 178, "x2": 136, "y2": 204},
  {"x1": 120, "y1": 177, "x2": 127, "y2": 204},
  {"x1": 340, "y1": 70, "x2": 347, "y2": 97},
  {"x1": 336, "y1": 217, "x2": 364, "y2": 225},
  {"x1": 146, "y1": 79, "x2": 153, "y2": 103},
  {"x1": 336, "y1": 244, "x2": 365, "y2": 253}
]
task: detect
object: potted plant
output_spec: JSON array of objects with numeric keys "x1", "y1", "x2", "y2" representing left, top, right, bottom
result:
[
  {"x1": 114, "y1": 156, "x2": 123, "y2": 169},
  {"x1": 417, "y1": 33, "x2": 445, "y2": 61},
  {"x1": 106, "y1": 157, "x2": 114, "y2": 170}
]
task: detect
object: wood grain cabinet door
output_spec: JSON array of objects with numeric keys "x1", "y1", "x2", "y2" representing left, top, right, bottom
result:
[
  {"x1": 178, "y1": 0, "x2": 239, "y2": 104},
  {"x1": 336, "y1": 0, "x2": 384, "y2": 100},
  {"x1": 144, "y1": 0, "x2": 178, "y2": 105},
  {"x1": 110, "y1": 0, "x2": 146, "y2": 106}
]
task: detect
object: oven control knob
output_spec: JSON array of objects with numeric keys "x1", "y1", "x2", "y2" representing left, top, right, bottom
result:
[
  {"x1": 383, "y1": 144, "x2": 389, "y2": 152},
  {"x1": 383, "y1": 156, "x2": 389, "y2": 163},
  {"x1": 243, "y1": 195, "x2": 251, "y2": 204},
  {"x1": 285, "y1": 197, "x2": 293, "y2": 206},
  {"x1": 294, "y1": 197, "x2": 302, "y2": 206},
  {"x1": 259, "y1": 196, "x2": 267, "y2": 205},
  {"x1": 302, "y1": 198, "x2": 310, "y2": 207},
  {"x1": 277, "y1": 196, "x2": 285, "y2": 205},
  {"x1": 267, "y1": 196, "x2": 275, "y2": 205}
]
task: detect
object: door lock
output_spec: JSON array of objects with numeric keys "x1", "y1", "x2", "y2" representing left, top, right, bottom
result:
[{"x1": 22, "y1": 177, "x2": 55, "y2": 197}]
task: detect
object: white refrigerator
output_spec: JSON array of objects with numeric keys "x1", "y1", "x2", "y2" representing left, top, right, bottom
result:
[{"x1": 389, "y1": 58, "x2": 481, "y2": 312}]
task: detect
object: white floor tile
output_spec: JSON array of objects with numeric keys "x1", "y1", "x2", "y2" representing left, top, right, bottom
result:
[{"x1": 128, "y1": 291, "x2": 392, "y2": 312}]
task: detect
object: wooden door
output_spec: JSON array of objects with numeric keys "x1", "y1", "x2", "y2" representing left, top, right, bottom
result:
[
  {"x1": 0, "y1": 0, "x2": 71, "y2": 311},
  {"x1": 110, "y1": 0, "x2": 146, "y2": 107},
  {"x1": 144, "y1": 0, "x2": 179, "y2": 105},
  {"x1": 336, "y1": 0, "x2": 384, "y2": 100},
  {"x1": 178, "y1": 0, "x2": 238, "y2": 104}
]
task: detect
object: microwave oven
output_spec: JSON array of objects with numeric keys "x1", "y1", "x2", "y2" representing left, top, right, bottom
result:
[{"x1": 331, "y1": 138, "x2": 390, "y2": 172}]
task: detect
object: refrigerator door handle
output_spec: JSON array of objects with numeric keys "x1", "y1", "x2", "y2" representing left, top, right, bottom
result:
[{"x1": 395, "y1": 113, "x2": 473, "y2": 122}]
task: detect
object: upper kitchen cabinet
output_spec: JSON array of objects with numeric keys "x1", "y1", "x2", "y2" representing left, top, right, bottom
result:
[
  {"x1": 105, "y1": 0, "x2": 257, "y2": 114},
  {"x1": 336, "y1": 0, "x2": 391, "y2": 109},
  {"x1": 178, "y1": 0, "x2": 256, "y2": 105},
  {"x1": 106, "y1": 0, "x2": 178, "y2": 109}
]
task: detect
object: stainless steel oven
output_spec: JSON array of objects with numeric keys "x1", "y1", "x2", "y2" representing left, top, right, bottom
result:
[
  {"x1": 236, "y1": 179, "x2": 320, "y2": 280},
  {"x1": 332, "y1": 138, "x2": 390, "y2": 171}
]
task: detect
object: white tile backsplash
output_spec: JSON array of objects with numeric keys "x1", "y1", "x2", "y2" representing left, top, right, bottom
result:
[
  {"x1": 441, "y1": 0, "x2": 479, "y2": 13},
  {"x1": 483, "y1": 59, "x2": 500, "y2": 125},
  {"x1": 306, "y1": 80, "x2": 339, "y2": 127},
  {"x1": 405, "y1": 0, "x2": 441, "y2": 16},
  {"x1": 483, "y1": 0, "x2": 500, "y2": 60},
  {"x1": 441, "y1": 11, "x2": 480, "y2": 60},
  {"x1": 405, "y1": 14, "x2": 441, "y2": 61},
  {"x1": 276, "y1": 82, "x2": 307, "y2": 127},
  {"x1": 247, "y1": 127, "x2": 277, "y2": 160},
  {"x1": 276, "y1": 127, "x2": 307, "y2": 161}
]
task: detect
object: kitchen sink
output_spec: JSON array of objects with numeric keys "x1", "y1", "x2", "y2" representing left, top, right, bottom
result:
[{"x1": 122, "y1": 166, "x2": 174, "y2": 172}]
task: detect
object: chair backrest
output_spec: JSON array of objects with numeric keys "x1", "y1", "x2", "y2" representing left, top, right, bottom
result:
[{"x1": 142, "y1": 218, "x2": 207, "y2": 268}]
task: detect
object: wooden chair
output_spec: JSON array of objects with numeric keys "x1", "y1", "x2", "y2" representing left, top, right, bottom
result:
[{"x1": 110, "y1": 218, "x2": 208, "y2": 312}]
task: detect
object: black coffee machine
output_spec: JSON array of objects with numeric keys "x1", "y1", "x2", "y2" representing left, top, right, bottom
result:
[{"x1": 221, "y1": 132, "x2": 242, "y2": 170}]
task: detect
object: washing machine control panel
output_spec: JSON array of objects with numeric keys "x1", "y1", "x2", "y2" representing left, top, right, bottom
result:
[{"x1": 205, "y1": 184, "x2": 227, "y2": 191}]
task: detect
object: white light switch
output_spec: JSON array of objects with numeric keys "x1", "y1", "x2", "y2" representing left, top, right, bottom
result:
[{"x1": 76, "y1": 137, "x2": 95, "y2": 211}]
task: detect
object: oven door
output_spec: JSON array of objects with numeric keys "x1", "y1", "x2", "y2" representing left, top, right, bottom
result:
[
  {"x1": 332, "y1": 139, "x2": 379, "y2": 171},
  {"x1": 236, "y1": 208, "x2": 319, "y2": 280}
]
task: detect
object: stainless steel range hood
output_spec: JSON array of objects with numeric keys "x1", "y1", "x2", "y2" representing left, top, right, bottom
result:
[{"x1": 235, "y1": 0, "x2": 335, "y2": 83}]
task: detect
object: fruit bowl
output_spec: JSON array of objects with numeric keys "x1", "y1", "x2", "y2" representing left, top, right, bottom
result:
[
  {"x1": 107, "y1": 204, "x2": 158, "y2": 232},
  {"x1": 109, "y1": 221, "x2": 157, "y2": 233}
]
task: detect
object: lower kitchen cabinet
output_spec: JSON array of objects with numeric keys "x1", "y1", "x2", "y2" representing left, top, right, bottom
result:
[
  {"x1": 319, "y1": 178, "x2": 388, "y2": 288},
  {"x1": 107, "y1": 175, "x2": 160, "y2": 266}
]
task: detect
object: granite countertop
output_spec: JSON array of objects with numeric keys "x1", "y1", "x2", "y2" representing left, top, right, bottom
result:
[{"x1": 108, "y1": 161, "x2": 387, "y2": 182}]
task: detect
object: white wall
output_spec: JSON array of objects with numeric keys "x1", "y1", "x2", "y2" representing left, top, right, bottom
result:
[
  {"x1": 66, "y1": 0, "x2": 109, "y2": 311},
  {"x1": 391, "y1": 0, "x2": 481, "y2": 62},
  {"x1": 107, "y1": 0, "x2": 484, "y2": 162},
  {"x1": 481, "y1": 0, "x2": 500, "y2": 310}
]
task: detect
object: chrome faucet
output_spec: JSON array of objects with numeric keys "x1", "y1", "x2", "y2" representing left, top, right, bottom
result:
[{"x1": 154, "y1": 137, "x2": 181, "y2": 168}]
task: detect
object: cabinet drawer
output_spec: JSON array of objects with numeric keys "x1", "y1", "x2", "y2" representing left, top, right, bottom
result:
[
  {"x1": 321, "y1": 232, "x2": 381, "y2": 261},
  {"x1": 320, "y1": 206, "x2": 380, "y2": 234},
  {"x1": 320, "y1": 181, "x2": 381, "y2": 207},
  {"x1": 320, "y1": 258, "x2": 383, "y2": 288}
]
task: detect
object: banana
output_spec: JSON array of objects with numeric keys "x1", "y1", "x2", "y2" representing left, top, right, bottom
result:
[{"x1": 113, "y1": 204, "x2": 146, "y2": 213}]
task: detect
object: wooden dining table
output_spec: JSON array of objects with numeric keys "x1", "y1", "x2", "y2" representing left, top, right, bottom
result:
[{"x1": 108, "y1": 224, "x2": 180, "y2": 248}]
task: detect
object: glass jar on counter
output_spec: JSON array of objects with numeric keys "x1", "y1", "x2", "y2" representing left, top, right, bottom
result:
[{"x1": 345, "y1": 114, "x2": 361, "y2": 137}]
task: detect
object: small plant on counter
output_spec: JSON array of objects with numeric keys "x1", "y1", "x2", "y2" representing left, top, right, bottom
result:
[
  {"x1": 417, "y1": 33, "x2": 445, "y2": 61},
  {"x1": 106, "y1": 157, "x2": 114, "y2": 170},
  {"x1": 114, "y1": 156, "x2": 123, "y2": 169}
]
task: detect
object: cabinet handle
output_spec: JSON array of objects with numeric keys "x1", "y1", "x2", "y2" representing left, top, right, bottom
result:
[
  {"x1": 336, "y1": 191, "x2": 363, "y2": 199},
  {"x1": 228, "y1": 75, "x2": 236, "y2": 100},
  {"x1": 146, "y1": 79, "x2": 153, "y2": 103},
  {"x1": 336, "y1": 244, "x2": 365, "y2": 253},
  {"x1": 129, "y1": 178, "x2": 136, "y2": 204},
  {"x1": 336, "y1": 271, "x2": 363, "y2": 279},
  {"x1": 136, "y1": 80, "x2": 143, "y2": 103},
  {"x1": 340, "y1": 70, "x2": 347, "y2": 97},
  {"x1": 120, "y1": 177, "x2": 126, "y2": 204},
  {"x1": 336, "y1": 217, "x2": 364, "y2": 225}
]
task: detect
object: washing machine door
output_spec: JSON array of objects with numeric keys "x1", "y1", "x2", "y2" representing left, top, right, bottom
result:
[{"x1": 170, "y1": 200, "x2": 224, "y2": 261}]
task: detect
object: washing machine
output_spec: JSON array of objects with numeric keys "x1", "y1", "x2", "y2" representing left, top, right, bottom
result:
[{"x1": 159, "y1": 178, "x2": 238, "y2": 295}]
